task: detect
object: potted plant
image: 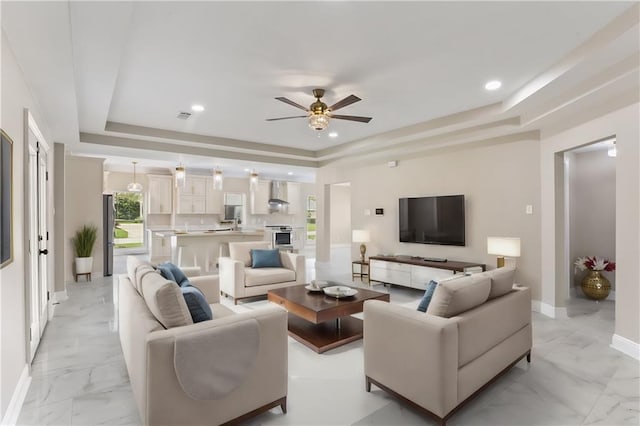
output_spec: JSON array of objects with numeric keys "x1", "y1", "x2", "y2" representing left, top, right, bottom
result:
[{"x1": 73, "y1": 224, "x2": 98, "y2": 275}]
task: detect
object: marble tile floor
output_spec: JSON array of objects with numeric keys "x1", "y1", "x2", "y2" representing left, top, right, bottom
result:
[{"x1": 17, "y1": 258, "x2": 639, "y2": 426}]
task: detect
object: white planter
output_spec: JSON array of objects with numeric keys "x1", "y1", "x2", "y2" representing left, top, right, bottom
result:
[{"x1": 75, "y1": 257, "x2": 93, "y2": 274}]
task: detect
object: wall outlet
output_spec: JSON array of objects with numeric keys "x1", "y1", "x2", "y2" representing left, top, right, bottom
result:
[{"x1": 526, "y1": 205, "x2": 533, "y2": 215}]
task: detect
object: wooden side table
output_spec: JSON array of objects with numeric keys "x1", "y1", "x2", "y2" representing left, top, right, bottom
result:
[
  {"x1": 75, "y1": 272, "x2": 91, "y2": 282},
  {"x1": 352, "y1": 260, "x2": 370, "y2": 284}
]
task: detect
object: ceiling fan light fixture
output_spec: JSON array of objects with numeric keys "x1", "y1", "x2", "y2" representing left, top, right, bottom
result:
[{"x1": 309, "y1": 114, "x2": 329, "y2": 131}]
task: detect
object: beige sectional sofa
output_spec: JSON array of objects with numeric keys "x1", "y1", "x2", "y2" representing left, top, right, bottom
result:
[
  {"x1": 219, "y1": 241, "x2": 306, "y2": 304},
  {"x1": 363, "y1": 267, "x2": 531, "y2": 426},
  {"x1": 119, "y1": 256, "x2": 288, "y2": 425}
]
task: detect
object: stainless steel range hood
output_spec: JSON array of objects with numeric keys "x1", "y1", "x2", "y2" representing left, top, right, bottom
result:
[{"x1": 268, "y1": 181, "x2": 289, "y2": 205}]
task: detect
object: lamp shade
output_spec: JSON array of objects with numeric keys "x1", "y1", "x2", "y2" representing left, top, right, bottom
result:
[
  {"x1": 352, "y1": 229, "x2": 370, "y2": 243},
  {"x1": 487, "y1": 237, "x2": 521, "y2": 257}
]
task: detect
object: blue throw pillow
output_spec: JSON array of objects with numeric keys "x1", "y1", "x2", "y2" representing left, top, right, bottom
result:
[
  {"x1": 250, "y1": 249, "x2": 282, "y2": 268},
  {"x1": 157, "y1": 264, "x2": 176, "y2": 282},
  {"x1": 160, "y1": 262, "x2": 189, "y2": 286},
  {"x1": 181, "y1": 283, "x2": 213, "y2": 323},
  {"x1": 417, "y1": 280, "x2": 438, "y2": 313}
]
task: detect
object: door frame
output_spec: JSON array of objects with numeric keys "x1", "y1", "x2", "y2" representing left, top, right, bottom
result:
[{"x1": 23, "y1": 109, "x2": 52, "y2": 363}]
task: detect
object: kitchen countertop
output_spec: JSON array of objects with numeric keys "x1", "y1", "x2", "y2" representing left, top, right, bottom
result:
[{"x1": 154, "y1": 230, "x2": 265, "y2": 238}]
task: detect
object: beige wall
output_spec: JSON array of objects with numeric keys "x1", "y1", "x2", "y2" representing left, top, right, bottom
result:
[
  {"x1": 53, "y1": 143, "x2": 66, "y2": 293},
  {"x1": 541, "y1": 102, "x2": 639, "y2": 345},
  {"x1": 569, "y1": 150, "x2": 616, "y2": 291},
  {"x1": 330, "y1": 184, "x2": 351, "y2": 245},
  {"x1": 316, "y1": 138, "x2": 541, "y2": 298},
  {"x1": 0, "y1": 32, "x2": 53, "y2": 418},
  {"x1": 64, "y1": 155, "x2": 104, "y2": 281}
]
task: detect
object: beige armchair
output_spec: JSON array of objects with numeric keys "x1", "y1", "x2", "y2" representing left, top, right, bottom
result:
[{"x1": 219, "y1": 241, "x2": 306, "y2": 304}]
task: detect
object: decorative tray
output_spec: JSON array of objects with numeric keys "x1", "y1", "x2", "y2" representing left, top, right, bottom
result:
[{"x1": 323, "y1": 286, "x2": 358, "y2": 298}]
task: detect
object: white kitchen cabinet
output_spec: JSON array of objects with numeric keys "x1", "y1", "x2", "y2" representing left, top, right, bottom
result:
[
  {"x1": 150, "y1": 233, "x2": 171, "y2": 263},
  {"x1": 179, "y1": 176, "x2": 207, "y2": 197},
  {"x1": 250, "y1": 180, "x2": 270, "y2": 214},
  {"x1": 176, "y1": 176, "x2": 207, "y2": 214},
  {"x1": 286, "y1": 182, "x2": 301, "y2": 215},
  {"x1": 147, "y1": 175, "x2": 173, "y2": 214},
  {"x1": 205, "y1": 180, "x2": 223, "y2": 214}
]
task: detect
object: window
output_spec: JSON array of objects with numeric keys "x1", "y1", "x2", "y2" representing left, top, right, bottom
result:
[
  {"x1": 114, "y1": 192, "x2": 144, "y2": 249},
  {"x1": 306, "y1": 195, "x2": 316, "y2": 242}
]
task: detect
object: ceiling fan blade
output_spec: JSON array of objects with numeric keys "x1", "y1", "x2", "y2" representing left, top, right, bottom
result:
[
  {"x1": 330, "y1": 114, "x2": 372, "y2": 123},
  {"x1": 275, "y1": 97, "x2": 309, "y2": 111},
  {"x1": 328, "y1": 95, "x2": 361, "y2": 111},
  {"x1": 265, "y1": 115, "x2": 308, "y2": 121}
]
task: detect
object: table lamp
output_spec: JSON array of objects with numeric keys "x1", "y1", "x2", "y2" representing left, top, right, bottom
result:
[
  {"x1": 487, "y1": 237, "x2": 521, "y2": 268},
  {"x1": 352, "y1": 230, "x2": 370, "y2": 263}
]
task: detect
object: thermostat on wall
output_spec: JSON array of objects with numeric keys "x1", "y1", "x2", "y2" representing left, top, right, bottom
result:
[{"x1": 375, "y1": 208, "x2": 384, "y2": 215}]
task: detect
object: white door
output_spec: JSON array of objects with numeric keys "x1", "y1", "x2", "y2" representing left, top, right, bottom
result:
[{"x1": 27, "y1": 127, "x2": 49, "y2": 361}]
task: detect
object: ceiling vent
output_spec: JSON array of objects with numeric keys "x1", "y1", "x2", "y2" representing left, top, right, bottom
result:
[{"x1": 177, "y1": 111, "x2": 192, "y2": 120}]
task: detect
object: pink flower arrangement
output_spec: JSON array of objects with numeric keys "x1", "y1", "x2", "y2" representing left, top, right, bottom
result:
[{"x1": 574, "y1": 256, "x2": 616, "y2": 272}]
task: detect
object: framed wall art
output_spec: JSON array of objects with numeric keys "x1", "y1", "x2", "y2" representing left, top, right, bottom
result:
[{"x1": 1, "y1": 129, "x2": 13, "y2": 268}]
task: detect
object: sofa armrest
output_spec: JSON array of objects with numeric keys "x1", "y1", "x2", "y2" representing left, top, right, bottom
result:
[
  {"x1": 364, "y1": 300, "x2": 459, "y2": 418},
  {"x1": 280, "y1": 252, "x2": 306, "y2": 284},
  {"x1": 190, "y1": 275, "x2": 220, "y2": 304},
  {"x1": 144, "y1": 305, "x2": 288, "y2": 425},
  {"x1": 219, "y1": 257, "x2": 246, "y2": 297}
]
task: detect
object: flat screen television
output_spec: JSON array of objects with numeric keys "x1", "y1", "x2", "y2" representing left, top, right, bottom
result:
[{"x1": 399, "y1": 195, "x2": 465, "y2": 246}]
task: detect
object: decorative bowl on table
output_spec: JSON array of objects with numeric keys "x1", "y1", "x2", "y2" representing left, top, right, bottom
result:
[
  {"x1": 323, "y1": 286, "x2": 358, "y2": 298},
  {"x1": 305, "y1": 280, "x2": 328, "y2": 292}
]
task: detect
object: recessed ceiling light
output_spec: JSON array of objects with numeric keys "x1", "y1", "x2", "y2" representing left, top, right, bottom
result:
[
  {"x1": 328, "y1": 132, "x2": 338, "y2": 138},
  {"x1": 287, "y1": 172, "x2": 293, "y2": 175},
  {"x1": 244, "y1": 168, "x2": 250, "y2": 172},
  {"x1": 191, "y1": 104, "x2": 205, "y2": 112},
  {"x1": 484, "y1": 80, "x2": 502, "y2": 91}
]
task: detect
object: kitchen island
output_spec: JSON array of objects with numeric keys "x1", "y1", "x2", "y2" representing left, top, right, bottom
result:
[{"x1": 152, "y1": 230, "x2": 267, "y2": 273}]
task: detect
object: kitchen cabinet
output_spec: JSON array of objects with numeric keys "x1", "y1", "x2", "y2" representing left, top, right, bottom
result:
[
  {"x1": 149, "y1": 232, "x2": 171, "y2": 263},
  {"x1": 205, "y1": 179, "x2": 223, "y2": 214},
  {"x1": 177, "y1": 176, "x2": 207, "y2": 214},
  {"x1": 286, "y1": 182, "x2": 301, "y2": 215},
  {"x1": 250, "y1": 180, "x2": 270, "y2": 214},
  {"x1": 147, "y1": 175, "x2": 173, "y2": 214}
]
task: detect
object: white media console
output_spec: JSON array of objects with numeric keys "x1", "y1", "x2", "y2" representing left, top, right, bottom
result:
[{"x1": 369, "y1": 255, "x2": 486, "y2": 291}]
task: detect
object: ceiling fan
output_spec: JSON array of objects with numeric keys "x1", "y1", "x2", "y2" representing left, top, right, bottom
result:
[{"x1": 266, "y1": 88, "x2": 372, "y2": 131}]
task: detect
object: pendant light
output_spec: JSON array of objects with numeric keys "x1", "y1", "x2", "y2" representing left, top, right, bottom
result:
[
  {"x1": 127, "y1": 161, "x2": 143, "y2": 192},
  {"x1": 213, "y1": 167, "x2": 223, "y2": 190},
  {"x1": 175, "y1": 164, "x2": 186, "y2": 188},
  {"x1": 249, "y1": 169, "x2": 259, "y2": 192}
]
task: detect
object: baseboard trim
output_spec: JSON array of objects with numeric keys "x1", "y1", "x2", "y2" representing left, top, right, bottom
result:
[
  {"x1": 53, "y1": 289, "x2": 68, "y2": 303},
  {"x1": 0, "y1": 365, "x2": 31, "y2": 426},
  {"x1": 610, "y1": 334, "x2": 640, "y2": 360},
  {"x1": 531, "y1": 300, "x2": 568, "y2": 319}
]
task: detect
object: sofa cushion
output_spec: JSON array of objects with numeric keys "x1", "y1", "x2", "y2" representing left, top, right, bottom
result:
[
  {"x1": 181, "y1": 283, "x2": 213, "y2": 323},
  {"x1": 244, "y1": 268, "x2": 295, "y2": 287},
  {"x1": 157, "y1": 264, "x2": 176, "y2": 282},
  {"x1": 250, "y1": 249, "x2": 282, "y2": 268},
  {"x1": 426, "y1": 274, "x2": 491, "y2": 318},
  {"x1": 417, "y1": 280, "x2": 438, "y2": 313},
  {"x1": 229, "y1": 241, "x2": 271, "y2": 267},
  {"x1": 140, "y1": 272, "x2": 194, "y2": 329},
  {"x1": 135, "y1": 263, "x2": 156, "y2": 296},
  {"x1": 486, "y1": 267, "x2": 516, "y2": 299}
]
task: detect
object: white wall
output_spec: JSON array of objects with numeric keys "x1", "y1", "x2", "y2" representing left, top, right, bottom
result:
[
  {"x1": 0, "y1": 31, "x2": 53, "y2": 420},
  {"x1": 316, "y1": 137, "x2": 541, "y2": 298},
  {"x1": 569, "y1": 149, "x2": 616, "y2": 292},
  {"x1": 541, "y1": 102, "x2": 639, "y2": 345},
  {"x1": 64, "y1": 155, "x2": 104, "y2": 281},
  {"x1": 330, "y1": 184, "x2": 351, "y2": 245}
]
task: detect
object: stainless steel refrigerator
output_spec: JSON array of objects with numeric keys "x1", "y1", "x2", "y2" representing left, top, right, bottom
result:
[{"x1": 103, "y1": 194, "x2": 114, "y2": 276}]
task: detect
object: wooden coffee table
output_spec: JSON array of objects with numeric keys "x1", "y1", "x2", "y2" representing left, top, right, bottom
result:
[{"x1": 267, "y1": 284, "x2": 390, "y2": 353}]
